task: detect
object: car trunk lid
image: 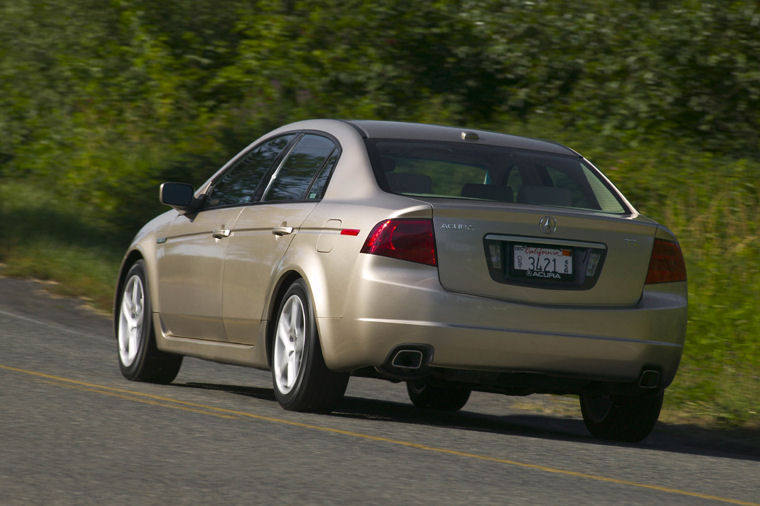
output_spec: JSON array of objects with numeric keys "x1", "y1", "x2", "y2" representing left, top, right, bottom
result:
[{"x1": 430, "y1": 200, "x2": 657, "y2": 306}]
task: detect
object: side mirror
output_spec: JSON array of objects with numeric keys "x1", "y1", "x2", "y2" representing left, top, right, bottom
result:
[{"x1": 160, "y1": 182, "x2": 195, "y2": 211}]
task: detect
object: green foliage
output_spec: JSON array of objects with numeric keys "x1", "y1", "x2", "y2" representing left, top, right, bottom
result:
[
  {"x1": 0, "y1": 182, "x2": 123, "y2": 309},
  {"x1": 0, "y1": 0, "x2": 758, "y2": 425},
  {"x1": 467, "y1": 0, "x2": 760, "y2": 154},
  {"x1": 611, "y1": 149, "x2": 759, "y2": 424}
]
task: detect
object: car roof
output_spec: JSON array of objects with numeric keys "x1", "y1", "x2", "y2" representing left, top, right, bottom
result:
[{"x1": 345, "y1": 120, "x2": 577, "y2": 156}]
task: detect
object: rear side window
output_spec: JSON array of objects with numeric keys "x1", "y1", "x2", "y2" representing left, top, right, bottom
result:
[
  {"x1": 262, "y1": 134, "x2": 338, "y2": 202},
  {"x1": 367, "y1": 140, "x2": 627, "y2": 214},
  {"x1": 207, "y1": 134, "x2": 295, "y2": 208},
  {"x1": 307, "y1": 151, "x2": 339, "y2": 200}
]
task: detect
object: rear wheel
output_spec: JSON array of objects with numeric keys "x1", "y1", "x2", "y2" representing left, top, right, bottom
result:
[
  {"x1": 272, "y1": 279, "x2": 348, "y2": 412},
  {"x1": 406, "y1": 380, "x2": 471, "y2": 412},
  {"x1": 117, "y1": 261, "x2": 182, "y2": 383},
  {"x1": 580, "y1": 390, "x2": 663, "y2": 442}
]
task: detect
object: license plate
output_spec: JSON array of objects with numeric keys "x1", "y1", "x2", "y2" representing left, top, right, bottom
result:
[{"x1": 513, "y1": 245, "x2": 573, "y2": 276}]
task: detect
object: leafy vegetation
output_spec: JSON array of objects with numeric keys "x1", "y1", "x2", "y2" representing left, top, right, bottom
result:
[
  {"x1": 0, "y1": 183, "x2": 123, "y2": 309},
  {"x1": 0, "y1": 0, "x2": 757, "y2": 426}
]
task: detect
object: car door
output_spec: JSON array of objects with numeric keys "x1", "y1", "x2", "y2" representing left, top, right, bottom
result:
[
  {"x1": 156, "y1": 134, "x2": 296, "y2": 341},
  {"x1": 222, "y1": 133, "x2": 340, "y2": 344}
]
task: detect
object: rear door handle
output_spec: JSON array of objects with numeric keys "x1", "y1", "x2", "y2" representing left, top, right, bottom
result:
[
  {"x1": 212, "y1": 228, "x2": 231, "y2": 239},
  {"x1": 272, "y1": 226, "x2": 294, "y2": 236}
]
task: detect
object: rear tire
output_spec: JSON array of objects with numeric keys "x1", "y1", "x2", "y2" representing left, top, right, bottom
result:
[
  {"x1": 271, "y1": 279, "x2": 348, "y2": 412},
  {"x1": 580, "y1": 390, "x2": 663, "y2": 442},
  {"x1": 406, "y1": 380, "x2": 471, "y2": 412},
  {"x1": 116, "y1": 261, "x2": 182, "y2": 383}
]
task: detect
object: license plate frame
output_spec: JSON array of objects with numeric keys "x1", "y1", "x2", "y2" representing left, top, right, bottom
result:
[{"x1": 511, "y1": 244, "x2": 574, "y2": 281}]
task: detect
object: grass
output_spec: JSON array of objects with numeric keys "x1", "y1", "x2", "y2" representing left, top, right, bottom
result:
[
  {"x1": 0, "y1": 182, "x2": 125, "y2": 310},
  {"x1": 611, "y1": 154, "x2": 759, "y2": 427},
  {"x1": 1, "y1": 136, "x2": 758, "y2": 428}
]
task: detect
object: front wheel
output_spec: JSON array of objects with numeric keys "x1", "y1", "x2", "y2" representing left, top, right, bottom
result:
[
  {"x1": 580, "y1": 391, "x2": 663, "y2": 442},
  {"x1": 406, "y1": 381, "x2": 471, "y2": 412},
  {"x1": 271, "y1": 279, "x2": 348, "y2": 412},
  {"x1": 117, "y1": 260, "x2": 182, "y2": 383}
]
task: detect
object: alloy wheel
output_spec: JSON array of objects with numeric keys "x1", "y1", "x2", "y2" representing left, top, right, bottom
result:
[
  {"x1": 273, "y1": 294, "x2": 306, "y2": 394},
  {"x1": 118, "y1": 274, "x2": 144, "y2": 367}
]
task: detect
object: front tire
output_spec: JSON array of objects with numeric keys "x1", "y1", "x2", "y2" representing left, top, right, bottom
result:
[
  {"x1": 406, "y1": 380, "x2": 471, "y2": 412},
  {"x1": 117, "y1": 260, "x2": 182, "y2": 383},
  {"x1": 580, "y1": 390, "x2": 663, "y2": 442},
  {"x1": 271, "y1": 279, "x2": 348, "y2": 412}
]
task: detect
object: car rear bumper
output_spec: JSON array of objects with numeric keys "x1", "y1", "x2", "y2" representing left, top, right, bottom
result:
[{"x1": 317, "y1": 257, "x2": 686, "y2": 388}]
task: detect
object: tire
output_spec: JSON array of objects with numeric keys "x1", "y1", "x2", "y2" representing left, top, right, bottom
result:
[
  {"x1": 271, "y1": 279, "x2": 348, "y2": 412},
  {"x1": 406, "y1": 380, "x2": 471, "y2": 412},
  {"x1": 580, "y1": 390, "x2": 663, "y2": 442},
  {"x1": 116, "y1": 260, "x2": 182, "y2": 383}
]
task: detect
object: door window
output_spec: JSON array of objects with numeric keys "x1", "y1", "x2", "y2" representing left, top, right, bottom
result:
[
  {"x1": 262, "y1": 134, "x2": 338, "y2": 202},
  {"x1": 207, "y1": 134, "x2": 295, "y2": 208},
  {"x1": 306, "y1": 151, "x2": 339, "y2": 200}
]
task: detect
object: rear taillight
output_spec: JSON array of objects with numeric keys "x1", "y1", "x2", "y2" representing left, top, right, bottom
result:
[
  {"x1": 645, "y1": 239, "x2": 686, "y2": 284},
  {"x1": 360, "y1": 219, "x2": 437, "y2": 266}
]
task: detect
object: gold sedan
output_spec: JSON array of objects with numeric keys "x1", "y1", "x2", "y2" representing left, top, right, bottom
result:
[{"x1": 114, "y1": 120, "x2": 687, "y2": 442}]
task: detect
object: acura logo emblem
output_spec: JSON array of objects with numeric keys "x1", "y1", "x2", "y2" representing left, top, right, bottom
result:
[{"x1": 539, "y1": 216, "x2": 557, "y2": 234}]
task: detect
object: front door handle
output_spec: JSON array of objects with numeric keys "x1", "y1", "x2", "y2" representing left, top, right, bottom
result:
[
  {"x1": 212, "y1": 228, "x2": 231, "y2": 239},
  {"x1": 272, "y1": 226, "x2": 294, "y2": 236}
]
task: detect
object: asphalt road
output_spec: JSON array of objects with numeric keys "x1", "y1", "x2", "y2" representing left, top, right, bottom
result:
[{"x1": 1, "y1": 276, "x2": 758, "y2": 505}]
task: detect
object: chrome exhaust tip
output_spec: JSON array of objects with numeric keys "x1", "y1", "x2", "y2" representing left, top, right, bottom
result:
[
  {"x1": 376, "y1": 345, "x2": 433, "y2": 381},
  {"x1": 639, "y1": 369, "x2": 661, "y2": 389},
  {"x1": 391, "y1": 349, "x2": 424, "y2": 370}
]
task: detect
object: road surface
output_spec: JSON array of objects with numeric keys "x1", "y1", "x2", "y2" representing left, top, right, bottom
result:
[{"x1": 1, "y1": 276, "x2": 757, "y2": 504}]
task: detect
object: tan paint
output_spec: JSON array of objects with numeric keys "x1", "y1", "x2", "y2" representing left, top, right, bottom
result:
[{"x1": 117, "y1": 119, "x2": 686, "y2": 390}]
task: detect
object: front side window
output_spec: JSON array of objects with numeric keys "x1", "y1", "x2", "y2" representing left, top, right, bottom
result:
[
  {"x1": 207, "y1": 134, "x2": 295, "y2": 208},
  {"x1": 262, "y1": 134, "x2": 338, "y2": 202},
  {"x1": 366, "y1": 140, "x2": 628, "y2": 214}
]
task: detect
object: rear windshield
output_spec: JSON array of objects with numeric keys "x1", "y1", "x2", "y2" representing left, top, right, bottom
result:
[{"x1": 366, "y1": 140, "x2": 628, "y2": 214}]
